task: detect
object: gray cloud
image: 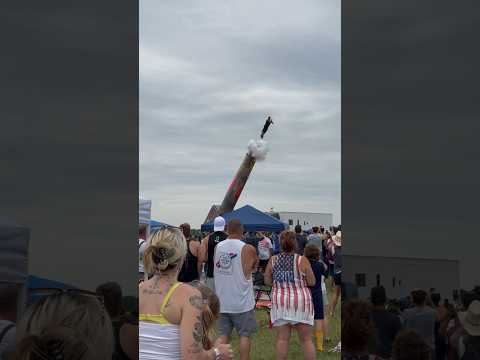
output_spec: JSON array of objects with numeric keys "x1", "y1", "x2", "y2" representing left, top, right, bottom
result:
[{"x1": 140, "y1": 0, "x2": 340, "y2": 227}]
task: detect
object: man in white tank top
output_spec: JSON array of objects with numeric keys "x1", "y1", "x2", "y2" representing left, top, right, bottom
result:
[{"x1": 214, "y1": 219, "x2": 258, "y2": 360}]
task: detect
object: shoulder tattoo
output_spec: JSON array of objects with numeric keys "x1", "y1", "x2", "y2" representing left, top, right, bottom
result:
[{"x1": 189, "y1": 295, "x2": 204, "y2": 311}]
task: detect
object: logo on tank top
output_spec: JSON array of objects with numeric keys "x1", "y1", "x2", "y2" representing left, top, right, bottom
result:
[{"x1": 215, "y1": 252, "x2": 237, "y2": 275}]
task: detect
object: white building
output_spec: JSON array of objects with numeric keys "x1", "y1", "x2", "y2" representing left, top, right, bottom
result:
[
  {"x1": 268, "y1": 211, "x2": 333, "y2": 231},
  {"x1": 343, "y1": 254, "x2": 460, "y2": 301}
]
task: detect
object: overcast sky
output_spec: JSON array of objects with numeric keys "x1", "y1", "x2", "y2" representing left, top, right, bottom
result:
[{"x1": 140, "y1": 0, "x2": 341, "y2": 228}]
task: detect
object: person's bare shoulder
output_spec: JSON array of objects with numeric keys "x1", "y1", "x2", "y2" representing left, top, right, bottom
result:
[
  {"x1": 191, "y1": 240, "x2": 200, "y2": 254},
  {"x1": 174, "y1": 283, "x2": 202, "y2": 308}
]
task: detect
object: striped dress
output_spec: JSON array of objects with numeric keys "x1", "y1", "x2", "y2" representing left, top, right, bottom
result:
[{"x1": 270, "y1": 253, "x2": 314, "y2": 326}]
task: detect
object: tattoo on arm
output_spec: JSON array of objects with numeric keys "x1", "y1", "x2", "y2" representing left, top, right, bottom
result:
[
  {"x1": 189, "y1": 295, "x2": 204, "y2": 311},
  {"x1": 188, "y1": 315, "x2": 203, "y2": 354}
]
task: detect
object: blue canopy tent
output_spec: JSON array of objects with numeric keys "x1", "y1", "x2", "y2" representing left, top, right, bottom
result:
[
  {"x1": 201, "y1": 205, "x2": 287, "y2": 232},
  {"x1": 26, "y1": 275, "x2": 77, "y2": 305},
  {"x1": 150, "y1": 219, "x2": 173, "y2": 230},
  {"x1": 27, "y1": 275, "x2": 75, "y2": 290}
]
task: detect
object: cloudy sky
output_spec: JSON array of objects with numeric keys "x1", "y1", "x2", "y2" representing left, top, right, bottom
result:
[{"x1": 140, "y1": 0, "x2": 341, "y2": 228}]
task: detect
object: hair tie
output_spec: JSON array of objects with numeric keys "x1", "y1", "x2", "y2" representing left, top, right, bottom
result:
[{"x1": 152, "y1": 247, "x2": 175, "y2": 265}]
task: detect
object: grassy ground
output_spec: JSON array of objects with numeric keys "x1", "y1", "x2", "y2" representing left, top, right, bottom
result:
[{"x1": 229, "y1": 284, "x2": 341, "y2": 359}]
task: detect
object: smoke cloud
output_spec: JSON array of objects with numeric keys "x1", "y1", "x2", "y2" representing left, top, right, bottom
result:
[{"x1": 248, "y1": 139, "x2": 269, "y2": 161}]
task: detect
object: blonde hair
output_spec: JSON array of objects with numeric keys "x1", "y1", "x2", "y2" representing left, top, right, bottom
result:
[
  {"x1": 15, "y1": 293, "x2": 113, "y2": 360},
  {"x1": 143, "y1": 227, "x2": 187, "y2": 275}
]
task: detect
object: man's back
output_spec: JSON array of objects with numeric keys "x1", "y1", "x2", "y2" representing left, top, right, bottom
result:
[
  {"x1": 214, "y1": 239, "x2": 256, "y2": 313},
  {"x1": 307, "y1": 233, "x2": 322, "y2": 253},
  {"x1": 403, "y1": 306, "x2": 436, "y2": 349},
  {"x1": 371, "y1": 308, "x2": 402, "y2": 358},
  {"x1": 295, "y1": 232, "x2": 307, "y2": 255}
]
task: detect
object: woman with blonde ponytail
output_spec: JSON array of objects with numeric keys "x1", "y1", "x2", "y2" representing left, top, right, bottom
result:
[
  {"x1": 14, "y1": 291, "x2": 113, "y2": 360},
  {"x1": 139, "y1": 227, "x2": 233, "y2": 360}
]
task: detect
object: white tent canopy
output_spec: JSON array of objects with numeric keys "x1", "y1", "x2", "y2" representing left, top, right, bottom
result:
[{"x1": 139, "y1": 198, "x2": 152, "y2": 226}]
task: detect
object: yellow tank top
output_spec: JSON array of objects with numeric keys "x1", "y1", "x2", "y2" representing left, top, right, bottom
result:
[{"x1": 139, "y1": 282, "x2": 181, "y2": 325}]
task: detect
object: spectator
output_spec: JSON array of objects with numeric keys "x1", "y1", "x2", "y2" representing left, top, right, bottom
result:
[
  {"x1": 0, "y1": 284, "x2": 17, "y2": 360},
  {"x1": 178, "y1": 223, "x2": 201, "y2": 283},
  {"x1": 369, "y1": 286, "x2": 402, "y2": 358},
  {"x1": 214, "y1": 219, "x2": 258, "y2": 360},
  {"x1": 330, "y1": 230, "x2": 342, "y2": 318},
  {"x1": 342, "y1": 300, "x2": 383, "y2": 360},
  {"x1": 294, "y1": 225, "x2": 308, "y2": 256},
  {"x1": 324, "y1": 231, "x2": 336, "y2": 284},
  {"x1": 199, "y1": 216, "x2": 228, "y2": 292},
  {"x1": 391, "y1": 330, "x2": 432, "y2": 360},
  {"x1": 257, "y1": 232, "x2": 273, "y2": 272},
  {"x1": 264, "y1": 230, "x2": 316, "y2": 360},
  {"x1": 139, "y1": 227, "x2": 232, "y2": 360},
  {"x1": 306, "y1": 226, "x2": 323, "y2": 254},
  {"x1": 443, "y1": 303, "x2": 462, "y2": 360},
  {"x1": 304, "y1": 244, "x2": 327, "y2": 352},
  {"x1": 403, "y1": 289, "x2": 437, "y2": 357},
  {"x1": 96, "y1": 281, "x2": 138, "y2": 360},
  {"x1": 456, "y1": 300, "x2": 480, "y2": 359},
  {"x1": 15, "y1": 289, "x2": 113, "y2": 360},
  {"x1": 431, "y1": 293, "x2": 449, "y2": 360},
  {"x1": 271, "y1": 232, "x2": 281, "y2": 255}
]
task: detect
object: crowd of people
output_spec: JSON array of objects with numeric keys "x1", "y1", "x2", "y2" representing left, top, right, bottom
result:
[
  {"x1": 137, "y1": 217, "x2": 342, "y2": 359},
  {"x1": 341, "y1": 285, "x2": 480, "y2": 360},
  {"x1": 2, "y1": 216, "x2": 477, "y2": 360}
]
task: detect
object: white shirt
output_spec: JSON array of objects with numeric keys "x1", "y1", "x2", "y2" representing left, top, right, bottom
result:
[
  {"x1": 214, "y1": 239, "x2": 255, "y2": 313},
  {"x1": 258, "y1": 236, "x2": 273, "y2": 260}
]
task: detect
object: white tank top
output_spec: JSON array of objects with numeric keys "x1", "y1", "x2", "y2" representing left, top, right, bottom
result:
[
  {"x1": 214, "y1": 239, "x2": 255, "y2": 313},
  {"x1": 139, "y1": 322, "x2": 180, "y2": 360},
  {"x1": 139, "y1": 283, "x2": 182, "y2": 360}
]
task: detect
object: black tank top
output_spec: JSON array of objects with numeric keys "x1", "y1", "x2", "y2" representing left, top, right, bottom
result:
[
  {"x1": 178, "y1": 240, "x2": 199, "y2": 282},
  {"x1": 206, "y1": 231, "x2": 228, "y2": 278}
]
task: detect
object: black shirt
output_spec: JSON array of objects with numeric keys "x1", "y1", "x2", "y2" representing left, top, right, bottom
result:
[
  {"x1": 370, "y1": 308, "x2": 402, "y2": 358},
  {"x1": 206, "y1": 231, "x2": 227, "y2": 278},
  {"x1": 178, "y1": 240, "x2": 199, "y2": 283},
  {"x1": 295, "y1": 233, "x2": 308, "y2": 255}
]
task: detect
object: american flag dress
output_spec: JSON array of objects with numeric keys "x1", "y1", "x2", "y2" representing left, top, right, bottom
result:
[{"x1": 270, "y1": 253, "x2": 314, "y2": 326}]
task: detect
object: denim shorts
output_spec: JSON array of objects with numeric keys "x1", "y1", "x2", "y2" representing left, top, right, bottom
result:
[{"x1": 218, "y1": 309, "x2": 258, "y2": 337}]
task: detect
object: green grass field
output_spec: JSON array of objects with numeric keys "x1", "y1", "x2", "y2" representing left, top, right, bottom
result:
[{"x1": 229, "y1": 285, "x2": 341, "y2": 359}]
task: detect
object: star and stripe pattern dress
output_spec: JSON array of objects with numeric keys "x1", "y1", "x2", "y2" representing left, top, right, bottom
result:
[{"x1": 270, "y1": 253, "x2": 314, "y2": 326}]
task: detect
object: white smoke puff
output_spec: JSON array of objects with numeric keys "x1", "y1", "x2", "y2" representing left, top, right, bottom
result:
[{"x1": 247, "y1": 139, "x2": 269, "y2": 161}]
